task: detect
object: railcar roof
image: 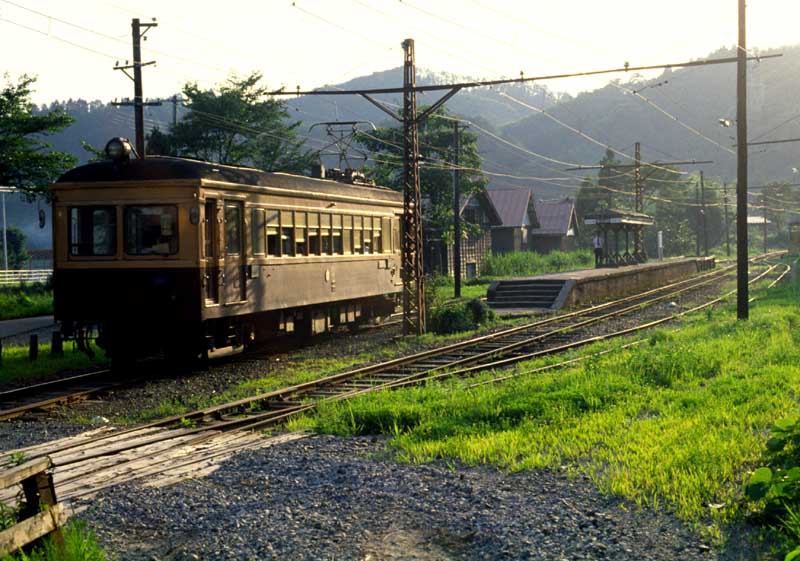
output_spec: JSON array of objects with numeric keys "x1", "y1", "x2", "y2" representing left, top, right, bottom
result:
[{"x1": 55, "y1": 156, "x2": 402, "y2": 203}]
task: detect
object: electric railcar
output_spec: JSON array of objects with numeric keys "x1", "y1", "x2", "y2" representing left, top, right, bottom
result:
[{"x1": 52, "y1": 139, "x2": 403, "y2": 361}]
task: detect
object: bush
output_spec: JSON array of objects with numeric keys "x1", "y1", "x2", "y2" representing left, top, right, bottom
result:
[
  {"x1": 429, "y1": 298, "x2": 495, "y2": 334},
  {"x1": 745, "y1": 417, "x2": 800, "y2": 560}
]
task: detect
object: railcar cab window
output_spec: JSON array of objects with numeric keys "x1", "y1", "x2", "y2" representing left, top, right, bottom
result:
[
  {"x1": 69, "y1": 206, "x2": 116, "y2": 256},
  {"x1": 125, "y1": 206, "x2": 178, "y2": 256}
]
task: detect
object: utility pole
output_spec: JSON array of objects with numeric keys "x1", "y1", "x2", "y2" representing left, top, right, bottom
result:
[
  {"x1": 633, "y1": 142, "x2": 645, "y2": 260},
  {"x1": 452, "y1": 120, "x2": 462, "y2": 298},
  {"x1": 700, "y1": 171, "x2": 709, "y2": 256},
  {"x1": 0, "y1": 187, "x2": 11, "y2": 271},
  {"x1": 113, "y1": 18, "x2": 160, "y2": 158},
  {"x1": 736, "y1": 0, "x2": 749, "y2": 319},
  {"x1": 723, "y1": 182, "x2": 731, "y2": 257},
  {"x1": 172, "y1": 94, "x2": 178, "y2": 126},
  {"x1": 401, "y1": 39, "x2": 425, "y2": 335},
  {"x1": 695, "y1": 183, "x2": 701, "y2": 257}
]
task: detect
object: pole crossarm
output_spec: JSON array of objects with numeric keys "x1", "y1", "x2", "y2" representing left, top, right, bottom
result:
[
  {"x1": 360, "y1": 94, "x2": 401, "y2": 122},
  {"x1": 273, "y1": 54, "x2": 780, "y2": 97},
  {"x1": 746, "y1": 137, "x2": 800, "y2": 147},
  {"x1": 416, "y1": 86, "x2": 463, "y2": 123},
  {"x1": 565, "y1": 160, "x2": 713, "y2": 171}
]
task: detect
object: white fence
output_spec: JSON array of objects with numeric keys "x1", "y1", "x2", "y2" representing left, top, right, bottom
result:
[{"x1": 0, "y1": 269, "x2": 52, "y2": 285}]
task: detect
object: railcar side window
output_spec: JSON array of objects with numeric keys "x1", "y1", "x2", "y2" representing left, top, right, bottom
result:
[
  {"x1": 373, "y1": 218, "x2": 382, "y2": 253},
  {"x1": 281, "y1": 210, "x2": 294, "y2": 256},
  {"x1": 392, "y1": 218, "x2": 400, "y2": 252},
  {"x1": 381, "y1": 217, "x2": 391, "y2": 253},
  {"x1": 307, "y1": 212, "x2": 320, "y2": 255},
  {"x1": 69, "y1": 206, "x2": 116, "y2": 256},
  {"x1": 267, "y1": 210, "x2": 279, "y2": 256},
  {"x1": 343, "y1": 215, "x2": 353, "y2": 254},
  {"x1": 321, "y1": 214, "x2": 332, "y2": 255},
  {"x1": 363, "y1": 216, "x2": 373, "y2": 254},
  {"x1": 224, "y1": 203, "x2": 242, "y2": 255},
  {"x1": 125, "y1": 206, "x2": 178, "y2": 256},
  {"x1": 251, "y1": 208, "x2": 266, "y2": 256},
  {"x1": 332, "y1": 214, "x2": 343, "y2": 254},
  {"x1": 295, "y1": 211, "x2": 307, "y2": 256},
  {"x1": 353, "y1": 216, "x2": 363, "y2": 254}
]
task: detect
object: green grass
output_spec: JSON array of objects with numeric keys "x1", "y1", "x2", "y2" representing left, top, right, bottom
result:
[
  {"x1": 0, "y1": 284, "x2": 53, "y2": 321},
  {"x1": 480, "y1": 249, "x2": 593, "y2": 278},
  {"x1": 0, "y1": 343, "x2": 107, "y2": 385},
  {"x1": 0, "y1": 520, "x2": 107, "y2": 561},
  {"x1": 291, "y1": 282, "x2": 800, "y2": 536}
]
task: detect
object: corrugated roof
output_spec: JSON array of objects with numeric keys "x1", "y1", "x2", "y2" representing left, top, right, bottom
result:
[
  {"x1": 486, "y1": 189, "x2": 532, "y2": 227},
  {"x1": 532, "y1": 199, "x2": 578, "y2": 236}
]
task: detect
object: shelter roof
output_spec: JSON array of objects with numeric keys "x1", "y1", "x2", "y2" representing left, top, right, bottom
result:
[{"x1": 584, "y1": 208, "x2": 654, "y2": 226}]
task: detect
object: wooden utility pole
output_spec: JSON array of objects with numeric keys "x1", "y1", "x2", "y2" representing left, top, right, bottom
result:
[
  {"x1": 723, "y1": 182, "x2": 731, "y2": 257},
  {"x1": 452, "y1": 119, "x2": 462, "y2": 298},
  {"x1": 113, "y1": 18, "x2": 160, "y2": 158},
  {"x1": 700, "y1": 171, "x2": 709, "y2": 256},
  {"x1": 695, "y1": 183, "x2": 701, "y2": 257},
  {"x1": 736, "y1": 0, "x2": 749, "y2": 319},
  {"x1": 401, "y1": 39, "x2": 425, "y2": 335},
  {"x1": 633, "y1": 142, "x2": 645, "y2": 260}
]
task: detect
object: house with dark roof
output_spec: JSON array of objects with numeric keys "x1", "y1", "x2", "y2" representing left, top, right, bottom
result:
[
  {"x1": 485, "y1": 189, "x2": 540, "y2": 254},
  {"x1": 529, "y1": 198, "x2": 580, "y2": 253},
  {"x1": 422, "y1": 192, "x2": 501, "y2": 278}
]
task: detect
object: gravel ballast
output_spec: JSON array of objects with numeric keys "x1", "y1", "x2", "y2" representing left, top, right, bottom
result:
[{"x1": 80, "y1": 434, "x2": 724, "y2": 561}]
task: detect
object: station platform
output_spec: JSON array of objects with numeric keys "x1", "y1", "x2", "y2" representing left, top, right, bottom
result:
[{"x1": 487, "y1": 256, "x2": 716, "y2": 313}]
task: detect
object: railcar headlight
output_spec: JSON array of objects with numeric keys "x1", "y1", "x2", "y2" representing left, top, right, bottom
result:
[{"x1": 105, "y1": 137, "x2": 133, "y2": 161}]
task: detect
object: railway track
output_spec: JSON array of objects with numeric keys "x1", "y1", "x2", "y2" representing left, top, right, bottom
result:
[
  {"x1": 0, "y1": 254, "x2": 781, "y2": 423},
  {"x1": 0, "y1": 253, "x2": 788, "y2": 504}
]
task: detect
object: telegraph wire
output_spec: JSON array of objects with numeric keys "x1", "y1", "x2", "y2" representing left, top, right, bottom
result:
[
  {"x1": 0, "y1": 16, "x2": 124, "y2": 60},
  {"x1": 610, "y1": 82, "x2": 736, "y2": 156}
]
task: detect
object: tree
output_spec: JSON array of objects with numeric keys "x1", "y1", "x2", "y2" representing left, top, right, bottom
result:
[
  {"x1": 357, "y1": 108, "x2": 487, "y2": 240},
  {"x1": 0, "y1": 75, "x2": 76, "y2": 200},
  {"x1": 1, "y1": 226, "x2": 29, "y2": 270},
  {"x1": 146, "y1": 73, "x2": 315, "y2": 174}
]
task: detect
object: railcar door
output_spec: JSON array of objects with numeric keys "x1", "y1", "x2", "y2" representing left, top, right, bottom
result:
[
  {"x1": 202, "y1": 199, "x2": 220, "y2": 305},
  {"x1": 223, "y1": 200, "x2": 246, "y2": 304}
]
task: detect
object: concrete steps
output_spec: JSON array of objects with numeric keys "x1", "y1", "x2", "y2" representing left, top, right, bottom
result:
[{"x1": 487, "y1": 279, "x2": 572, "y2": 310}]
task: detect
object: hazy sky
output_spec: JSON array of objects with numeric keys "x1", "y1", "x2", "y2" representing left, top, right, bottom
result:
[{"x1": 1, "y1": 0, "x2": 798, "y2": 104}]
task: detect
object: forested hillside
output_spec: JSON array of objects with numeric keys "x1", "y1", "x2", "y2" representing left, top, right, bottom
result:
[{"x1": 10, "y1": 44, "x2": 800, "y2": 248}]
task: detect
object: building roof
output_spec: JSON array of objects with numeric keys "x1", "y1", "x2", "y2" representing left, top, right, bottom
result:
[
  {"x1": 421, "y1": 192, "x2": 502, "y2": 227},
  {"x1": 533, "y1": 199, "x2": 580, "y2": 235},
  {"x1": 485, "y1": 189, "x2": 537, "y2": 228}
]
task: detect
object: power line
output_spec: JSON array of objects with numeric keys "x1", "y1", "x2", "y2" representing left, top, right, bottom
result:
[
  {"x1": 0, "y1": 16, "x2": 123, "y2": 60},
  {"x1": 499, "y1": 91, "x2": 691, "y2": 176},
  {"x1": 279, "y1": 54, "x2": 781, "y2": 96}
]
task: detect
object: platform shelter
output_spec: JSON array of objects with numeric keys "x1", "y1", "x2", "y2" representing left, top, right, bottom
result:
[{"x1": 584, "y1": 209, "x2": 654, "y2": 267}]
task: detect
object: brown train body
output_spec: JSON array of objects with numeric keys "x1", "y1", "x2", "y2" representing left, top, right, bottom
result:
[{"x1": 52, "y1": 154, "x2": 403, "y2": 360}]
